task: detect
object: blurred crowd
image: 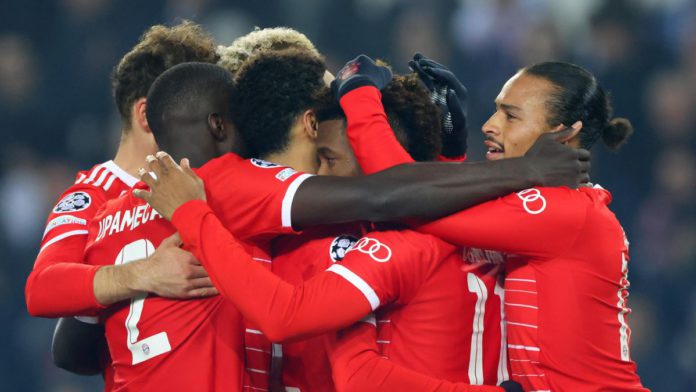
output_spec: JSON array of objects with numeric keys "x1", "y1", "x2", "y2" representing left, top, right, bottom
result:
[{"x1": 1, "y1": 0, "x2": 694, "y2": 390}]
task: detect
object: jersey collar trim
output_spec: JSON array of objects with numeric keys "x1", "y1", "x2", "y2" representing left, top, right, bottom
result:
[{"x1": 103, "y1": 160, "x2": 139, "y2": 188}]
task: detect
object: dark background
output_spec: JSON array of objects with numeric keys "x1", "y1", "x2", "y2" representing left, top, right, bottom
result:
[{"x1": 1, "y1": 0, "x2": 694, "y2": 390}]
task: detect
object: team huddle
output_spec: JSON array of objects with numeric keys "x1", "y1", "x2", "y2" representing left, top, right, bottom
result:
[{"x1": 25, "y1": 21, "x2": 647, "y2": 392}]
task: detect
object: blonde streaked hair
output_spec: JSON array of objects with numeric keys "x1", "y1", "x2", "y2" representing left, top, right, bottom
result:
[{"x1": 217, "y1": 27, "x2": 320, "y2": 75}]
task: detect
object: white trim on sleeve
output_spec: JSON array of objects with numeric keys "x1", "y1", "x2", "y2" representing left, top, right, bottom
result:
[
  {"x1": 39, "y1": 230, "x2": 89, "y2": 253},
  {"x1": 327, "y1": 264, "x2": 380, "y2": 311},
  {"x1": 281, "y1": 173, "x2": 313, "y2": 228},
  {"x1": 74, "y1": 316, "x2": 99, "y2": 324}
]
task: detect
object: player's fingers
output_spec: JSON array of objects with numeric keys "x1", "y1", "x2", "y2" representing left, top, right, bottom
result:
[
  {"x1": 145, "y1": 155, "x2": 165, "y2": 179},
  {"x1": 156, "y1": 151, "x2": 177, "y2": 173},
  {"x1": 189, "y1": 265, "x2": 210, "y2": 279},
  {"x1": 548, "y1": 126, "x2": 575, "y2": 143},
  {"x1": 187, "y1": 287, "x2": 219, "y2": 298},
  {"x1": 181, "y1": 158, "x2": 197, "y2": 179},
  {"x1": 132, "y1": 189, "x2": 151, "y2": 202},
  {"x1": 189, "y1": 277, "x2": 215, "y2": 289},
  {"x1": 138, "y1": 168, "x2": 157, "y2": 188},
  {"x1": 160, "y1": 232, "x2": 183, "y2": 248}
]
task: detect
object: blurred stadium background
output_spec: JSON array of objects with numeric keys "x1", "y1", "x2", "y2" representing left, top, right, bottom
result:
[{"x1": 1, "y1": 0, "x2": 694, "y2": 390}]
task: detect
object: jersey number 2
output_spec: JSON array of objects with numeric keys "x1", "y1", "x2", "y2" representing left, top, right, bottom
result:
[{"x1": 114, "y1": 239, "x2": 172, "y2": 364}]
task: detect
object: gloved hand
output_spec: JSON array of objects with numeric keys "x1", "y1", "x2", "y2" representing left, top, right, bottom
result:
[
  {"x1": 332, "y1": 54, "x2": 393, "y2": 101},
  {"x1": 499, "y1": 380, "x2": 525, "y2": 392},
  {"x1": 409, "y1": 53, "x2": 468, "y2": 158}
]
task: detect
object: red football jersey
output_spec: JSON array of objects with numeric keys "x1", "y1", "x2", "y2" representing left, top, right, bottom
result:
[
  {"x1": 417, "y1": 186, "x2": 647, "y2": 391},
  {"x1": 332, "y1": 232, "x2": 508, "y2": 385},
  {"x1": 83, "y1": 180, "x2": 246, "y2": 392},
  {"x1": 271, "y1": 225, "x2": 362, "y2": 392},
  {"x1": 27, "y1": 160, "x2": 138, "y2": 317},
  {"x1": 198, "y1": 153, "x2": 314, "y2": 391}
]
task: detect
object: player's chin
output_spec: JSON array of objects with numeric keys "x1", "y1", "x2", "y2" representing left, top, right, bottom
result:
[{"x1": 485, "y1": 151, "x2": 505, "y2": 161}]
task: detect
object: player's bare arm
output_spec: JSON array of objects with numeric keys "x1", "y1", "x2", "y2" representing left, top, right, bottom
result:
[
  {"x1": 91, "y1": 233, "x2": 216, "y2": 305},
  {"x1": 136, "y1": 138, "x2": 588, "y2": 230}
]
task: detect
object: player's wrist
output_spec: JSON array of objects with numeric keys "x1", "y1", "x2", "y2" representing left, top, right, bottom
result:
[{"x1": 170, "y1": 199, "x2": 209, "y2": 229}]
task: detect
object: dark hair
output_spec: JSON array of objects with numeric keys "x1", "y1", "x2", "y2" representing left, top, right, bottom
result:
[
  {"x1": 314, "y1": 73, "x2": 442, "y2": 162},
  {"x1": 112, "y1": 20, "x2": 220, "y2": 127},
  {"x1": 523, "y1": 61, "x2": 633, "y2": 150},
  {"x1": 146, "y1": 62, "x2": 234, "y2": 150},
  {"x1": 231, "y1": 48, "x2": 326, "y2": 158}
]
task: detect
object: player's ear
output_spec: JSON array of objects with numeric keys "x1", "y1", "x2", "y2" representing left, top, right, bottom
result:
[
  {"x1": 207, "y1": 113, "x2": 227, "y2": 142},
  {"x1": 301, "y1": 109, "x2": 319, "y2": 141},
  {"x1": 134, "y1": 98, "x2": 151, "y2": 133}
]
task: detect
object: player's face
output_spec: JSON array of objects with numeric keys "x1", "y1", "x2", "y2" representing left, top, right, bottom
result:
[
  {"x1": 482, "y1": 72, "x2": 556, "y2": 160},
  {"x1": 315, "y1": 119, "x2": 362, "y2": 177}
]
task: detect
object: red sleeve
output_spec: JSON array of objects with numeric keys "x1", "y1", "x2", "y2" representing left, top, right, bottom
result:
[
  {"x1": 326, "y1": 320, "x2": 503, "y2": 392},
  {"x1": 339, "y1": 86, "x2": 414, "y2": 174},
  {"x1": 437, "y1": 154, "x2": 467, "y2": 163},
  {"x1": 25, "y1": 185, "x2": 108, "y2": 317},
  {"x1": 414, "y1": 187, "x2": 587, "y2": 259},
  {"x1": 202, "y1": 157, "x2": 313, "y2": 240},
  {"x1": 326, "y1": 231, "x2": 455, "y2": 309},
  {"x1": 171, "y1": 200, "x2": 372, "y2": 342}
]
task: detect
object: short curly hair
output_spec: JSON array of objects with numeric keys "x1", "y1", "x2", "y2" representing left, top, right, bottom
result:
[
  {"x1": 112, "y1": 20, "x2": 220, "y2": 127},
  {"x1": 217, "y1": 27, "x2": 320, "y2": 75},
  {"x1": 231, "y1": 48, "x2": 326, "y2": 158},
  {"x1": 315, "y1": 73, "x2": 442, "y2": 162}
]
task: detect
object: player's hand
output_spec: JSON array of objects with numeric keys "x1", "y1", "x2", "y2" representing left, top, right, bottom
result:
[
  {"x1": 332, "y1": 54, "x2": 393, "y2": 101},
  {"x1": 499, "y1": 380, "x2": 524, "y2": 392},
  {"x1": 139, "y1": 233, "x2": 218, "y2": 299},
  {"x1": 409, "y1": 53, "x2": 468, "y2": 158},
  {"x1": 524, "y1": 128, "x2": 591, "y2": 188},
  {"x1": 133, "y1": 151, "x2": 206, "y2": 221}
]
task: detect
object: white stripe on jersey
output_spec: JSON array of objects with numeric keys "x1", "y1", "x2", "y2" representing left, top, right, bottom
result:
[
  {"x1": 39, "y1": 230, "x2": 88, "y2": 253},
  {"x1": 83, "y1": 165, "x2": 105, "y2": 185},
  {"x1": 92, "y1": 169, "x2": 110, "y2": 187},
  {"x1": 281, "y1": 173, "x2": 314, "y2": 228},
  {"x1": 245, "y1": 328, "x2": 263, "y2": 335},
  {"x1": 327, "y1": 264, "x2": 380, "y2": 310},
  {"x1": 75, "y1": 173, "x2": 87, "y2": 184},
  {"x1": 103, "y1": 174, "x2": 117, "y2": 191}
]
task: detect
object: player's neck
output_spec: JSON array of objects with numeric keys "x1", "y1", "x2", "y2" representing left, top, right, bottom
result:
[
  {"x1": 264, "y1": 147, "x2": 316, "y2": 174},
  {"x1": 113, "y1": 127, "x2": 158, "y2": 178}
]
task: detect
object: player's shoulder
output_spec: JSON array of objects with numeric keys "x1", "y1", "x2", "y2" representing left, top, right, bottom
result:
[
  {"x1": 72, "y1": 160, "x2": 138, "y2": 195},
  {"x1": 354, "y1": 229, "x2": 454, "y2": 263},
  {"x1": 501, "y1": 186, "x2": 597, "y2": 216}
]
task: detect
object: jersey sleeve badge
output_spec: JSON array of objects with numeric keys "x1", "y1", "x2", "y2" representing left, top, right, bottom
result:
[
  {"x1": 53, "y1": 192, "x2": 92, "y2": 213},
  {"x1": 330, "y1": 234, "x2": 359, "y2": 262}
]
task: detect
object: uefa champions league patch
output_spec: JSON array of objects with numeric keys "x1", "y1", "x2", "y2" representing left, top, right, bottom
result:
[
  {"x1": 329, "y1": 234, "x2": 359, "y2": 262},
  {"x1": 53, "y1": 192, "x2": 92, "y2": 213},
  {"x1": 250, "y1": 158, "x2": 280, "y2": 168}
]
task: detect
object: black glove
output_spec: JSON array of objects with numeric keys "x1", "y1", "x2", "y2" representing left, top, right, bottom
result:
[
  {"x1": 500, "y1": 380, "x2": 524, "y2": 392},
  {"x1": 332, "y1": 54, "x2": 393, "y2": 101},
  {"x1": 409, "y1": 53, "x2": 468, "y2": 158}
]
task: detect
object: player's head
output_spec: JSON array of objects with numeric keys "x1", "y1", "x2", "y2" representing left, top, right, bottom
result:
[
  {"x1": 218, "y1": 26, "x2": 334, "y2": 85},
  {"x1": 231, "y1": 48, "x2": 327, "y2": 172},
  {"x1": 146, "y1": 62, "x2": 241, "y2": 167},
  {"x1": 112, "y1": 21, "x2": 219, "y2": 134},
  {"x1": 218, "y1": 27, "x2": 319, "y2": 73},
  {"x1": 483, "y1": 61, "x2": 633, "y2": 160},
  {"x1": 314, "y1": 73, "x2": 442, "y2": 177}
]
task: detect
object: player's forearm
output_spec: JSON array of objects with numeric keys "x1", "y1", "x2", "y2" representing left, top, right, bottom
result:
[
  {"x1": 25, "y1": 262, "x2": 104, "y2": 317},
  {"x1": 92, "y1": 260, "x2": 150, "y2": 306},
  {"x1": 340, "y1": 87, "x2": 415, "y2": 175},
  {"x1": 172, "y1": 200, "x2": 372, "y2": 341},
  {"x1": 51, "y1": 317, "x2": 106, "y2": 375},
  {"x1": 292, "y1": 159, "x2": 538, "y2": 227}
]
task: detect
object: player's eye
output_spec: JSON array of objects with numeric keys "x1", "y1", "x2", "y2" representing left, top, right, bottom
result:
[{"x1": 505, "y1": 111, "x2": 518, "y2": 121}]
